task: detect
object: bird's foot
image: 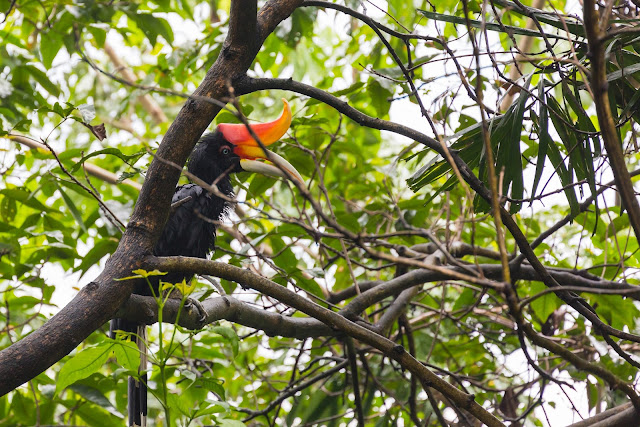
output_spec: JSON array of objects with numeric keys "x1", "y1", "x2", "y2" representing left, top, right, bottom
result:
[{"x1": 185, "y1": 298, "x2": 207, "y2": 323}]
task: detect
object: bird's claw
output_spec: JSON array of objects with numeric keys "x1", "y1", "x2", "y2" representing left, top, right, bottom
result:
[{"x1": 185, "y1": 298, "x2": 207, "y2": 323}]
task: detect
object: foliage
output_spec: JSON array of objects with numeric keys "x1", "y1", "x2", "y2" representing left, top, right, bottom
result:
[{"x1": 1, "y1": 0, "x2": 640, "y2": 425}]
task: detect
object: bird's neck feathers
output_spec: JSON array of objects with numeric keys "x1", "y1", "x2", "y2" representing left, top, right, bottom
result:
[{"x1": 187, "y1": 139, "x2": 234, "y2": 198}]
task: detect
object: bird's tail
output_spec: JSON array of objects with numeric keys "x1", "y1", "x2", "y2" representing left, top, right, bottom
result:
[{"x1": 110, "y1": 319, "x2": 148, "y2": 427}]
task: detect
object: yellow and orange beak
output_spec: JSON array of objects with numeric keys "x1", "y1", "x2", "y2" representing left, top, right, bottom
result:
[{"x1": 218, "y1": 99, "x2": 303, "y2": 183}]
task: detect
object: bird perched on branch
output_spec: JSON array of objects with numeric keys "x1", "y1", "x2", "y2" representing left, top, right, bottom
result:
[{"x1": 110, "y1": 99, "x2": 302, "y2": 427}]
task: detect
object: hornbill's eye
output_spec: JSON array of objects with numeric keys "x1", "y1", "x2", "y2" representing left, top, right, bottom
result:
[{"x1": 220, "y1": 146, "x2": 231, "y2": 155}]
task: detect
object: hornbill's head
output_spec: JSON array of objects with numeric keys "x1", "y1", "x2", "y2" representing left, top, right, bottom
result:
[{"x1": 188, "y1": 99, "x2": 303, "y2": 187}]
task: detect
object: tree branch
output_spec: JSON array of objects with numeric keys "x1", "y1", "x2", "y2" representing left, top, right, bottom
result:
[
  {"x1": 583, "y1": 0, "x2": 640, "y2": 241},
  {"x1": 116, "y1": 294, "x2": 332, "y2": 339},
  {"x1": 238, "y1": 360, "x2": 349, "y2": 420},
  {"x1": 112, "y1": 261, "x2": 640, "y2": 341},
  {"x1": 234, "y1": 75, "x2": 640, "y2": 349},
  {"x1": 568, "y1": 402, "x2": 640, "y2": 427},
  {"x1": 9, "y1": 134, "x2": 142, "y2": 191},
  {"x1": 0, "y1": 0, "x2": 304, "y2": 396},
  {"x1": 148, "y1": 255, "x2": 505, "y2": 427},
  {"x1": 339, "y1": 264, "x2": 640, "y2": 321}
]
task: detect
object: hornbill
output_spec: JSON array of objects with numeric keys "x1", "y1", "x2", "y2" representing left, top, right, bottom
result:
[{"x1": 110, "y1": 99, "x2": 301, "y2": 427}]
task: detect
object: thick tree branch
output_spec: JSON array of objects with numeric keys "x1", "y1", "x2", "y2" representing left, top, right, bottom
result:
[
  {"x1": 583, "y1": 0, "x2": 640, "y2": 241},
  {"x1": 116, "y1": 294, "x2": 332, "y2": 339},
  {"x1": 0, "y1": 0, "x2": 304, "y2": 396},
  {"x1": 235, "y1": 76, "x2": 443, "y2": 154},
  {"x1": 568, "y1": 402, "x2": 640, "y2": 427},
  {"x1": 114, "y1": 261, "x2": 640, "y2": 339},
  {"x1": 373, "y1": 286, "x2": 420, "y2": 335},
  {"x1": 227, "y1": 0, "x2": 258, "y2": 54}
]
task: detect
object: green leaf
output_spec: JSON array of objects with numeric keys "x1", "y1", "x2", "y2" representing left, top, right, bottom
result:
[
  {"x1": 87, "y1": 25, "x2": 107, "y2": 47},
  {"x1": 474, "y1": 76, "x2": 530, "y2": 213},
  {"x1": 586, "y1": 380, "x2": 599, "y2": 411},
  {"x1": 54, "y1": 182, "x2": 87, "y2": 233},
  {"x1": 292, "y1": 271, "x2": 325, "y2": 299},
  {"x1": 452, "y1": 287, "x2": 477, "y2": 311},
  {"x1": 490, "y1": 0, "x2": 585, "y2": 37},
  {"x1": 561, "y1": 80, "x2": 599, "y2": 229},
  {"x1": 305, "y1": 268, "x2": 325, "y2": 278},
  {"x1": 531, "y1": 79, "x2": 549, "y2": 200},
  {"x1": 500, "y1": 74, "x2": 530, "y2": 212},
  {"x1": 530, "y1": 282, "x2": 559, "y2": 321},
  {"x1": 166, "y1": 391, "x2": 192, "y2": 416},
  {"x1": 417, "y1": 9, "x2": 569, "y2": 40},
  {"x1": 71, "y1": 402, "x2": 121, "y2": 427},
  {"x1": 192, "y1": 401, "x2": 229, "y2": 418},
  {"x1": 0, "y1": 188, "x2": 57, "y2": 213},
  {"x1": 76, "y1": 238, "x2": 118, "y2": 276},
  {"x1": 112, "y1": 339, "x2": 141, "y2": 372},
  {"x1": 56, "y1": 344, "x2": 113, "y2": 394},
  {"x1": 209, "y1": 326, "x2": 239, "y2": 357},
  {"x1": 544, "y1": 97, "x2": 581, "y2": 215},
  {"x1": 560, "y1": 82, "x2": 594, "y2": 182},
  {"x1": 12, "y1": 119, "x2": 31, "y2": 132},
  {"x1": 69, "y1": 384, "x2": 124, "y2": 418},
  {"x1": 193, "y1": 377, "x2": 226, "y2": 400},
  {"x1": 604, "y1": 62, "x2": 640, "y2": 84},
  {"x1": 332, "y1": 82, "x2": 365, "y2": 97},
  {"x1": 1, "y1": 192, "x2": 17, "y2": 222},
  {"x1": 0, "y1": 29, "x2": 27, "y2": 49},
  {"x1": 129, "y1": 13, "x2": 174, "y2": 46},
  {"x1": 247, "y1": 174, "x2": 277, "y2": 196},
  {"x1": 215, "y1": 110, "x2": 241, "y2": 124},
  {"x1": 593, "y1": 295, "x2": 639, "y2": 330},
  {"x1": 26, "y1": 66, "x2": 60, "y2": 97},
  {"x1": 40, "y1": 32, "x2": 64, "y2": 69},
  {"x1": 9, "y1": 391, "x2": 34, "y2": 425},
  {"x1": 408, "y1": 118, "x2": 490, "y2": 193}
]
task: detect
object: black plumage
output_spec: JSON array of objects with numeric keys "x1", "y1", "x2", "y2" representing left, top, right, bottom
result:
[
  {"x1": 111, "y1": 131, "x2": 244, "y2": 426},
  {"x1": 141, "y1": 131, "x2": 240, "y2": 292}
]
